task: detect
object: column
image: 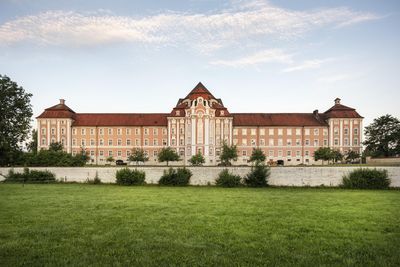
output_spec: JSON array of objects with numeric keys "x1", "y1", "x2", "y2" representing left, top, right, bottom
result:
[
  {"x1": 339, "y1": 119, "x2": 343, "y2": 150},
  {"x1": 191, "y1": 116, "x2": 196, "y2": 156},
  {"x1": 204, "y1": 116, "x2": 209, "y2": 158},
  {"x1": 67, "y1": 120, "x2": 71, "y2": 153}
]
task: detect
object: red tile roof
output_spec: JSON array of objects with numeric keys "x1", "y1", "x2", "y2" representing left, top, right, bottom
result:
[
  {"x1": 185, "y1": 82, "x2": 216, "y2": 100},
  {"x1": 37, "y1": 101, "x2": 76, "y2": 119},
  {"x1": 324, "y1": 103, "x2": 363, "y2": 118},
  {"x1": 72, "y1": 114, "x2": 168, "y2": 127},
  {"x1": 232, "y1": 113, "x2": 328, "y2": 127}
]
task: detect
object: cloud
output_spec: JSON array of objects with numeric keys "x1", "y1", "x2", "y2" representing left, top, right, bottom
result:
[
  {"x1": 282, "y1": 58, "x2": 334, "y2": 72},
  {"x1": 0, "y1": 1, "x2": 381, "y2": 52},
  {"x1": 210, "y1": 49, "x2": 292, "y2": 67},
  {"x1": 317, "y1": 74, "x2": 352, "y2": 83}
]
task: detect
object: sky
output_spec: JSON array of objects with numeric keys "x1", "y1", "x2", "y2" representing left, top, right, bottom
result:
[{"x1": 0, "y1": 0, "x2": 399, "y2": 128}]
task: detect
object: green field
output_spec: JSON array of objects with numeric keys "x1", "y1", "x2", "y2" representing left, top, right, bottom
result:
[{"x1": 0, "y1": 184, "x2": 399, "y2": 266}]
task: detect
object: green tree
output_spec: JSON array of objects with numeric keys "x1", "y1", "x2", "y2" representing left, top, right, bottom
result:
[
  {"x1": 220, "y1": 142, "x2": 238, "y2": 166},
  {"x1": 128, "y1": 148, "x2": 149, "y2": 165},
  {"x1": 78, "y1": 148, "x2": 89, "y2": 163},
  {"x1": 27, "y1": 129, "x2": 38, "y2": 154},
  {"x1": 249, "y1": 148, "x2": 266, "y2": 164},
  {"x1": 158, "y1": 147, "x2": 180, "y2": 166},
  {"x1": 49, "y1": 142, "x2": 63, "y2": 152},
  {"x1": 345, "y1": 150, "x2": 360, "y2": 163},
  {"x1": 331, "y1": 149, "x2": 343, "y2": 163},
  {"x1": 364, "y1": 114, "x2": 400, "y2": 157},
  {"x1": 106, "y1": 156, "x2": 115, "y2": 165},
  {"x1": 0, "y1": 75, "x2": 33, "y2": 166},
  {"x1": 189, "y1": 152, "x2": 205, "y2": 166},
  {"x1": 314, "y1": 147, "x2": 333, "y2": 165}
]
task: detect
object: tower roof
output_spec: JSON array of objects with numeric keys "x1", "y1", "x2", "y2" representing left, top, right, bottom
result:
[
  {"x1": 324, "y1": 98, "x2": 363, "y2": 119},
  {"x1": 37, "y1": 99, "x2": 76, "y2": 119},
  {"x1": 185, "y1": 82, "x2": 216, "y2": 100}
]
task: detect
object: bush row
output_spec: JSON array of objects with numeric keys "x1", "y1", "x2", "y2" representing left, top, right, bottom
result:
[
  {"x1": 5, "y1": 168, "x2": 56, "y2": 183},
  {"x1": 216, "y1": 164, "x2": 270, "y2": 187},
  {"x1": 341, "y1": 168, "x2": 390, "y2": 189}
]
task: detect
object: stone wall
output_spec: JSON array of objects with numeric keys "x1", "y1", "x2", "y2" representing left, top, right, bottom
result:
[
  {"x1": 366, "y1": 157, "x2": 400, "y2": 166},
  {"x1": 1, "y1": 166, "x2": 399, "y2": 187}
]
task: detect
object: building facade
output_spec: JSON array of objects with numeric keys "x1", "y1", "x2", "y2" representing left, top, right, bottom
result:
[{"x1": 37, "y1": 83, "x2": 363, "y2": 165}]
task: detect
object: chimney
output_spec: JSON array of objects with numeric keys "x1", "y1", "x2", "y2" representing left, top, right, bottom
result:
[
  {"x1": 313, "y1": 109, "x2": 319, "y2": 119},
  {"x1": 334, "y1": 98, "x2": 341, "y2": 105},
  {"x1": 60, "y1": 99, "x2": 65, "y2": 105}
]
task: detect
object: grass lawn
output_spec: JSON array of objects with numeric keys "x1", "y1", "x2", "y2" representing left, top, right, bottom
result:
[{"x1": 0, "y1": 184, "x2": 399, "y2": 266}]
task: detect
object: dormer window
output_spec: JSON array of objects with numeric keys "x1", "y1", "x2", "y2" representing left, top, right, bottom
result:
[
  {"x1": 220, "y1": 111, "x2": 225, "y2": 116},
  {"x1": 176, "y1": 110, "x2": 180, "y2": 116}
]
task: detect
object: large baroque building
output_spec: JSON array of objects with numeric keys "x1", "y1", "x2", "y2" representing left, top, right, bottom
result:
[{"x1": 37, "y1": 83, "x2": 363, "y2": 165}]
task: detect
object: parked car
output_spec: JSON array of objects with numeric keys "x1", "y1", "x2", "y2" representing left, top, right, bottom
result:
[{"x1": 115, "y1": 160, "x2": 127, "y2": 166}]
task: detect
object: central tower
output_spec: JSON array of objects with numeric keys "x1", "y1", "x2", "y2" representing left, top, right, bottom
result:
[{"x1": 167, "y1": 82, "x2": 233, "y2": 165}]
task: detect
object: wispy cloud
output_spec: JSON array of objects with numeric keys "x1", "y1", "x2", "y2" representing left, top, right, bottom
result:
[
  {"x1": 282, "y1": 58, "x2": 334, "y2": 72},
  {"x1": 210, "y1": 49, "x2": 292, "y2": 67},
  {"x1": 317, "y1": 74, "x2": 352, "y2": 83},
  {"x1": 0, "y1": 1, "x2": 381, "y2": 53}
]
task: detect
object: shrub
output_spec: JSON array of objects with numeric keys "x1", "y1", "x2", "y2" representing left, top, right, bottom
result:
[
  {"x1": 87, "y1": 172, "x2": 102, "y2": 184},
  {"x1": 5, "y1": 167, "x2": 56, "y2": 183},
  {"x1": 159, "y1": 167, "x2": 192, "y2": 186},
  {"x1": 215, "y1": 169, "x2": 242, "y2": 187},
  {"x1": 244, "y1": 163, "x2": 270, "y2": 187},
  {"x1": 342, "y1": 168, "x2": 390, "y2": 189},
  {"x1": 116, "y1": 168, "x2": 146, "y2": 186}
]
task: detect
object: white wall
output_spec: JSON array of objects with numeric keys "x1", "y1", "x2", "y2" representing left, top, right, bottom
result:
[{"x1": 1, "y1": 167, "x2": 399, "y2": 187}]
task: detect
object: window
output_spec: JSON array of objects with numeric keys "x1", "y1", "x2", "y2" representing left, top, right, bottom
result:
[
  {"x1": 51, "y1": 128, "x2": 56, "y2": 135},
  {"x1": 154, "y1": 128, "x2": 158, "y2": 135},
  {"x1": 117, "y1": 139, "x2": 122, "y2": 146},
  {"x1": 179, "y1": 139, "x2": 184, "y2": 146},
  {"x1": 278, "y1": 129, "x2": 283, "y2": 135},
  {"x1": 90, "y1": 150, "x2": 95, "y2": 156},
  {"x1": 305, "y1": 151, "x2": 310, "y2": 156},
  {"x1": 135, "y1": 139, "x2": 140, "y2": 146},
  {"x1": 154, "y1": 139, "x2": 159, "y2": 146},
  {"x1": 269, "y1": 129, "x2": 274, "y2": 135},
  {"x1": 81, "y1": 129, "x2": 86, "y2": 135},
  {"x1": 108, "y1": 139, "x2": 113, "y2": 146},
  {"x1": 242, "y1": 150, "x2": 247, "y2": 156},
  {"x1": 251, "y1": 139, "x2": 256, "y2": 146},
  {"x1": 287, "y1": 139, "x2": 292, "y2": 146},
  {"x1": 180, "y1": 128, "x2": 184, "y2": 135},
  {"x1": 126, "y1": 150, "x2": 131, "y2": 157},
  {"x1": 334, "y1": 127, "x2": 339, "y2": 135},
  {"x1": 108, "y1": 150, "x2": 113, "y2": 156},
  {"x1": 344, "y1": 138, "x2": 349, "y2": 146},
  {"x1": 287, "y1": 129, "x2": 292, "y2": 136},
  {"x1": 171, "y1": 139, "x2": 176, "y2": 146},
  {"x1": 90, "y1": 139, "x2": 95, "y2": 146},
  {"x1": 251, "y1": 129, "x2": 256, "y2": 136},
  {"x1": 242, "y1": 139, "x2": 247, "y2": 145},
  {"x1": 233, "y1": 129, "x2": 238, "y2": 135},
  {"x1": 172, "y1": 127, "x2": 176, "y2": 135},
  {"x1": 278, "y1": 139, "x2": 283, "y2": 146},
  {"x1": 72, "y1": 139, "x2": 77, "y2": 146},
  {"x1": 305, "y1": 129, "x2": 310, "y2": 135},
  {"x1": 144, "y1": 139, "x2": 149, "y2": 146},
  {"x1": 260, "y1": 139, "x2": 265, "y2": 146},
  {"x1": 296, "y1": 139, "x2": 301, "y2": 146},
  {"x1": 233, "y1": 139, "x2": 238, "y2": 145},
  {"x1": 260, "y1": 129, "x2": 265, "y2": 135},
  {"x1": 354, "y1": 128, "x2": 359, "y2": 135},
  {"x1": 117, "y1": 128, "x2": 122, "y2": 135},
  {"x1": 126, "y1": 128, "x2": 131, "y2": 135},
  {"x1": 135, "y1": 128, "x2": 140, "y2": 135},
  {"x1": 287, "y1": 150, "x2": 292, "y2": 157},
  {"x1": 314, "y1": 129, "x2": 319, "y2": 135},
  {"x1": 72, "y1": 128, "x2": 77, "y2": 135},
  {"x1": 153, "y1": 150, "x2": 158, "y2": 157},
  {"x1": 99, "y1": 139, "x2": 104, "y2": 146},
  {"x1": 323, "y1": 129, "x2": 328, "y2": 136},
  {"x1": 99, "y1": 128, "x2": 104, "y2": 135},
  {"x1": 269, "y1": 150, "x2": 274, "y2": 157},
  {"x1": 61, "y1": 128, "x2": 65, "y2": 135},
  {"x1": 324, "y1": 139, "x2": 328, "y2": 146},
  {"x1": 242, "y1": 129, "x2": 247, "y2": 135},
  {"x1": 41, "y1": 128, "x2": 46, "y2": 135},
  {"x1": 108, "y1": 128, "x2": 113, "y2": 135},
  {"x1": 41, "y1": 138, "x2": 46, "y2": 145},
  {"x1": 344, "y1": 128, "x2": 349, "y2": 135},
  {"x1": 296, "y1": 150, "x2": 301, "y2": 157},
  {"x1": 305, "y1": 139, "x2": 310, "y2": 146},
  {"x1": 278, "y1": 150, "x2": 283, "y2": 157},
  {"x1": 81, "y1": 139, "x2": 86, "y2": 146},
  {"x1": 269, "y1": 139, "x2": 274, "y2": 146},
  {"x1": 90, "y1": 129, "x2": 95, "y2": 135},
  {"x1": 334, "y1": 138, "x2": 339, "y2": 146},
  {"x1": 162, "y1": 128, "x2": 167, "y2": 135},
  {"x1": 314, "y1": 139, "x2": 319, "y2": 146},
  {"x1": 117, "y1": 151, "x2": 122, "y2": 157},
  {"x1": 296, "y1": 128, "x2": 301, "y2": 135},
  {"x1": 127, "y1": 139, "x2": 131, "y2": 146},
  {"x1": 354, "y1": 138, "x2": 359, "y2": 145},
  {"x1": 99, "y1": 150, "x2": 104, "y2": 156},
  {"x1": 162, "y1": 139, "x2": 167, "y2": 146}
]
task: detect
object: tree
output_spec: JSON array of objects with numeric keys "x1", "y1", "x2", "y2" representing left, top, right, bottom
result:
[
  {"x1": 128, "y1": 148, "x2": 149, "y2": 165},
  {"x1": 78, "y1": 148, "x2": 89, "y2": 163},
  {"x1": 158, "y1": 147, "x2": 180, "y2": 166},
  {"x1": 345, "y1": 150, "x2": 360, "y2": 163},
  {"x1": 249, "y1": 148, "x2": 266, "y2": 164},
  {"x1": 331, "y1": 149, "x2": 343, "y2": 163},
  {"x1": 314, "y1": 147, "x2": 333, "y2": 165},
  {"x1": 220, "y1": 142, "x2": 238, "y2": 166},
  {"x1": 49, "y1": 141, "x2": 63, "y2": 152},
  {"x1": 106, "y1": 156, "x2": 115, "y2": 165},
  {"x1": 27, "y1": 129, "x2": 38, "y2": 154},
  {"x1": 189, "y1": 152, "x2": 205, "y2": 166},
  {"x1": 0, "y1": 75, "x2": 33, "y2": 166},
  {"x1": 364, "y1": 115, "x2": 400, "y2": 157}
]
